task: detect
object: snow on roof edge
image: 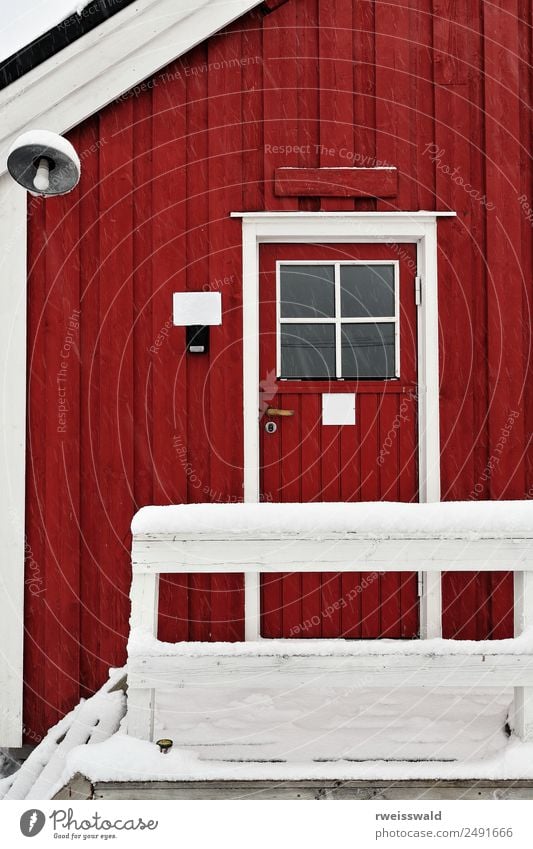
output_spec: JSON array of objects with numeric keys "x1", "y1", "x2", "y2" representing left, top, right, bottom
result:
[{"x1": 0, "y1": 1, "x2": 96, "y2": 65}]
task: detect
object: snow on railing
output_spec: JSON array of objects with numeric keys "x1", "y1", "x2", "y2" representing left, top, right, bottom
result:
[{"x1": 127, "y1": 502, "x2": 533, "y2": 747}]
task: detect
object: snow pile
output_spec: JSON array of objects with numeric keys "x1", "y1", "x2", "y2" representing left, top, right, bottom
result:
[
  {"x1": 63, "y1": 733, "x2": 201, "y2": 784},
  {"x1": 132, "y1": 500, "x2": 533, "y2": 538},
  {"x1": 0, "y1": 668, "x2": 126, "y2": 800}
]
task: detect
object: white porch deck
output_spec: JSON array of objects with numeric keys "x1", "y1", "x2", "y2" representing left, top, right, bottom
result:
[{"x1": 127, "y1": 502, "x2": 533, "y2": 769}]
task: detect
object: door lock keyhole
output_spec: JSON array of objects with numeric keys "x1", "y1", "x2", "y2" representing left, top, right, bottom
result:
[{"x1": 265, "y1": 421, "x2": 277, "y2": 434}]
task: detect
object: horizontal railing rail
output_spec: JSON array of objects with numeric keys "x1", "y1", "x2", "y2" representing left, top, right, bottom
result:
[{"x1": 132, "y1": 533, "x2": 533, "y2": 574}]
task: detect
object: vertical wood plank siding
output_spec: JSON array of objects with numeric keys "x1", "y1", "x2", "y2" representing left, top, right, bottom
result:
[{"x1": 25, "y1": 0, "x2": 532, "y2": 738}]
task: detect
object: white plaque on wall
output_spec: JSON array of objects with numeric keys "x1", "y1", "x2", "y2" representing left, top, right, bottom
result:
[
  {"x1": 173, "y1": 292, "x2": 222, "y2": 326},
  {"x1": 322, "y1": 393, "x2": 356, "y2": 426}
]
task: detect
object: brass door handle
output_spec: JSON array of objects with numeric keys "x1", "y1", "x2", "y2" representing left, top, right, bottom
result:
[{"x1": 266, "y1": 407, "x2": 295, "y2": 417}]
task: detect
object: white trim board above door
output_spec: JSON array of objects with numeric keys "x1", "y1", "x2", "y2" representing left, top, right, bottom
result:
[{"x1": 232, "y1": 210, "x2": 456, "y2": 641}]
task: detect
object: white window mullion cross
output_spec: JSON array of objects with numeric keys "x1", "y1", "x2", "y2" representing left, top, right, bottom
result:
[
  {"x1": 277, "y1": 260, "x2": 399, "y2": 380},
  {"x1": 334, "y1": 262, "x2": 342, "y2": 379}
]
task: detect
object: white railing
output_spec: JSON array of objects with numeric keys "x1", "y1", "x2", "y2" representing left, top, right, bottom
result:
[{"x1": 126, "y1": 503, "x2": 533, "y2": 747}]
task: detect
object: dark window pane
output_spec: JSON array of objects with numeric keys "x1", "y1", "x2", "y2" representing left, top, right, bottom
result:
[
  {"x1": 280, "y1": 265, "x2": 335, "y2": 318},
  {"x1": 280, "y1": 323, "x2": 335, "y2": 378},
  {"x1": 341, "y1": 323, "x2": 396, "y2": 378},
  {"x1": 340, "y1": 264, "x2": 395, "y2": 317}
]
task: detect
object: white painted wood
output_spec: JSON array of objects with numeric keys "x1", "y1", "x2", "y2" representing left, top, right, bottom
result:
[
  {"x1": 244, "y1": 573, "x2": 261, "y2": 641},
  {"x1": 0, "y1": 176, "x2": 27, "y2": 746},
  {"x1": 232, "y1": 212, "x2": 456, "y2": 220},
  {"x1": 419, "y1": 573, "x2": 442, "y2": 640},
  {"x1": 126, "y1": 687, "x2": 156, "y2": 742},
  {"x1": 513, "y1": 571, "x2": 533, "y2": 740},
  {"x1": 0, "y1": 0, "x2": 260, "y2": 173},
  {"x1": 513, "y1": 687, "x2": 533, "y2": 742},
  {"x1": 128, "y1": 527, "x2": 533, "y2": 744},
  {"x1": 417, "y1": 224, "x2": 442, "y2": 638},
  {"x1": 242, "y1": 221, "x2": 260, "y2": 504},
  {"x1": 128, "y1": 651, "x2": 533, "y2": 690},
  {"x1": 131, "y1": 535, "x2": 533, "y2": 574},
  {"x1": 415, "y1": 275, "x2": 422, "y2": 306},
  {"x1": 239, "y1": 211, "x2": 455, "y2": 501},
  {"x1": 514, "y1": 571, "x2": 533, "y2": 634},
  {"x1": 416, "y1": 223, "x2": 441, "y2": 504},
  {"x1": 237, "y1": 212, "x2": 454, "y2": 640},
  {"x1": 127, "y1": 573, "x2": 159, "y2": 740},
  {"x1": 129, "y1": 573, "x2": 159, "y2": 633}
]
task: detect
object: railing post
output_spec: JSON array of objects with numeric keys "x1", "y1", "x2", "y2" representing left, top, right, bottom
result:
[
  {"x1": 512, "y1": 570, "x2": 533, "y2": 741},
  {"x1": 244, "y1": 572, "x2": 261, "y2": 640},
  {"x1": 419, "y1": 572, "x2": 442, "y2": 639},
  {"x1": 127, "y1": 571, "x2": 159, "y2": 740},
  {"x1": 417, "y1": 225, "x2": 442, "y2": 641}
]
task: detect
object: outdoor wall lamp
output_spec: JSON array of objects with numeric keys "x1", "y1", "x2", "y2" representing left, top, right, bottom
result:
[{"x1": 7, "y1": 129, "x2": 81, "y2": 196}]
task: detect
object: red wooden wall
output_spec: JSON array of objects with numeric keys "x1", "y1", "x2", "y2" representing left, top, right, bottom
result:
[{"x1": 24, "y1": 0, "x2": 532, "y2": 740}]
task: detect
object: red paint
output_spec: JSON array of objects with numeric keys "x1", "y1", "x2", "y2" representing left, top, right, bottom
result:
[
  {"x1": 262, "y1": 0, "x2": 290, "y2": 11},
  {"x1": 274, "y1": 167, "x2": 398, "y2": 198},
  {"x1": 24, "y1": 0, "x2": 531, "y2": 740}
]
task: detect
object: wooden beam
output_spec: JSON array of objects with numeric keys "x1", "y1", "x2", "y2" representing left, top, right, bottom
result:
[
  {"x1": 419, "y1": 573, "x2": 442, "y2": 640},
  {"x1": 513, "y1": 571, "x2": 533, "y2": 740},
  {"x1": 128, "y1": 651, "x2": 533, "y2": 690},
  {"x1": 132, "y1": 535, "x2": 533, "y2": 574},
  {"x1": 274, "y1": 167, "x2": 398, "y2": 198},
  {"x1": 0, "y1": 173, "x2": 26, "y2": 747},
  {"x1": 127, "y1": 573, "x2": 159, "y2": 740},
  {"x1": 244, "y1": 573, "x2": 261, "y2": 640},
  {"x1": 93, "y1": 779, "x2": 533, "y2": 800}
]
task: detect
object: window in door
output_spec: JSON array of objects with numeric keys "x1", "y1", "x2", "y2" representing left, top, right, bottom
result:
[{"x1": 277, "y1": 261, "x2": 399, "y2": 380}]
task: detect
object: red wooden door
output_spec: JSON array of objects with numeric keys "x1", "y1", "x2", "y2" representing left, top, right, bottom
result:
[{"x1": 259, "y1": 243, "x2": 419, "y2": 639}]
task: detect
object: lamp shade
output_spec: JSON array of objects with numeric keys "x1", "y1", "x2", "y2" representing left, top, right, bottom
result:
[{"x1": 7, "y1": 129, "x2": 81, "y2": 196}]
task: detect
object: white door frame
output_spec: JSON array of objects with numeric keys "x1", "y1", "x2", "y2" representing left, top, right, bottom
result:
[{"x1": 232, "y1": 210, "x2": 456, "y2": 640}]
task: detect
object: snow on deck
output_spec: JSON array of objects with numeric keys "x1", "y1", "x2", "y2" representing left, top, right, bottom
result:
[
  {"x1": 60, "y1": 688, "x2": 533, "y2": 783},
  {"x1": 132, "y1": 500, "x2": 533, "y2": 538},
  {"x1": 7, "y1": 667, "x2": 533, "y2": 793}
]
